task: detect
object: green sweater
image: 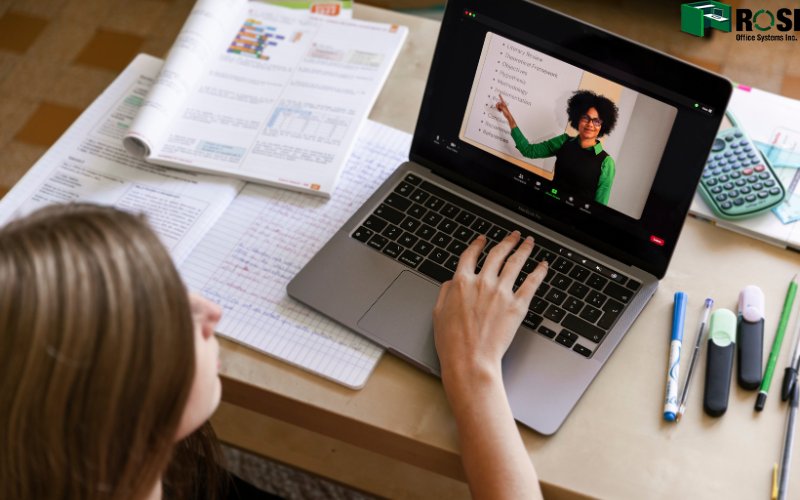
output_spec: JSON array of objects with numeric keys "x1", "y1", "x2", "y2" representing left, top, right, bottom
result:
[{"x1": 510, "y1": 129, "x2": 615, "y2": 205}]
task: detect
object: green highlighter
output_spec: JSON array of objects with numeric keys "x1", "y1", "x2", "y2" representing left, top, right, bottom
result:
[{"x1": 704, "y1": 309, "x2": 737, "y2": 417}]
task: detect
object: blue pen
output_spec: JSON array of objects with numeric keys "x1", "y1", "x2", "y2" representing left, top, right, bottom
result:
[{"x1": 664, "y1": 291, "x2": 688, "y2": 422}]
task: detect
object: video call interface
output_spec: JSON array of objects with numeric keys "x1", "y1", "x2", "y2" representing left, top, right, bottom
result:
[{"x1": 430, "y1": 12, "x2": 684, "y2": 222}]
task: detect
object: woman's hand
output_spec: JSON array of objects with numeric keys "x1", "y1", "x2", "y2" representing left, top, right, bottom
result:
[
  {"x1": 433, "y1": 231, "x2": 548, "y2": 384},
  {"x1": 496, "y1": 94, "x2": 518, "y2": 129}
]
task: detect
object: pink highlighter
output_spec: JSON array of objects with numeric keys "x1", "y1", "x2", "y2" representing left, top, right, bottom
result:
[{"x1": 738, "y1": 285, "x2": 765, "y2": 390}]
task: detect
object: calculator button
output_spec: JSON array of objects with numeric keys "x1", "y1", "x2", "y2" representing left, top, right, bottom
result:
[
  {"x1": 712, "y1": 138, "x2": 726, "y2": 151},
  {"x1": 718, "y1": 159, "x2": 727, "y2": 166},
  {"x1": 758, "y1": 192, "x2": 769, "y2": 199},
  {"x1": 731, "y1": 172, "x2": 741, "y2": 179},
  {"x1": 747, "y1": 176, "x2": 758, "y2": 184},
  {"x1": 744, "y1": 146, "x2": 753, "y2": 152},
  {"x1": 724, "y1": 151, "x2": 733, "y2": 157},
  {"x1": 728, "y1": 189, "x2": 739, "y2": 198},
  {"x1": 734, "y1": 131, "x2": 743, "y2": 138},
  {"x1": 758, "y1": 172, "x2": 770, "y2": 180},
  {"x1": 731, "y1": 143, "x2": 740, "y2": 149},
  {"x1": 735, "y1": 179, "x2": 746, "y2": 187},
  {"x1": 723, "y1": 201, "x2": 734, "y2": 209},
  {"x1": 723, "y1": 182, "x2": 734, "y2": 190},
  {"x1": 765, "y1": 180, "x2": 776, "y2": 188},
  {"x1": 711, "y1": 186, "x2": 723, "y2": 194},
  {"x1": 722, "y1": 166, "x2": 731, "y2": 173},
  {"x1": 706, "y1": 178, "x2": 718, "y2": 186},
  {"x1": 745, "y1": 195, "x2": 756, "y2": 202},
  {"x1": 715, "y1": 194, "x2": 727, "y2": 202},
  {"x1": 753, "y1": 183, "x2": 763, "y2": 191},
  {"x1": 740, "y1": 186, "x2": 751, "y2": 194},
  {"x1": 718, "y1": 175, "x2": 729, "y2": 182},
  {"x1": 743, "y1": 168, "x2": 753, "y2": 175},
  {"x1": 725, "y1": 135, "x2": 734, "y2": 142},
  {"x1": 770, "y1": 187, "x2": 782, "y2": 196}
]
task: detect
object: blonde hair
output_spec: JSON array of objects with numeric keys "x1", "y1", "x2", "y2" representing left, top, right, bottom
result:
[{"x1": 0, "y1": 204, "x2": 219, "y2": 499}]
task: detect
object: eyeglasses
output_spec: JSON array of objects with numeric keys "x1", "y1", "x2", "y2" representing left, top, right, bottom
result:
[{"x1": 579, "y1": 114, "x2": 603, "y2": 127}]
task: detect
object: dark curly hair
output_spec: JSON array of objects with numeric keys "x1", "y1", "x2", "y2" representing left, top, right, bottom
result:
[{"x1": 566, "y1": 90, "x2": 619, "y2": 137}]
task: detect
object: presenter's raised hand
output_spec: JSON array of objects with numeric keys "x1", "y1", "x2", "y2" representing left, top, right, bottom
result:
[{"x1": 496, "y1": 94, "x2": 518, "y2": 129}]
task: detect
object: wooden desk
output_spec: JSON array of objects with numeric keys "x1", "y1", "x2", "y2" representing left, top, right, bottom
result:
[{"x1": 212, "y1": 5, "x2": 800, "y2": 499}]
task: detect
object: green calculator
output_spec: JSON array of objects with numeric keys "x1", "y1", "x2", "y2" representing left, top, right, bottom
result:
[{"x1": 698, "y1": 113, "x2": 786, "y2": 220}]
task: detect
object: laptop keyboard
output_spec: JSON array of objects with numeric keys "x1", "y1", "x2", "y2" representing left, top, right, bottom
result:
[{"x1": 350, "y1": 173, "x2": 641, "y2": 358}]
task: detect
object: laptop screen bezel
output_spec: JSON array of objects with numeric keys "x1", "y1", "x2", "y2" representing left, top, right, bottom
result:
[{"x1": 409, "y1": 0, "x2": 732, "y2": 279}]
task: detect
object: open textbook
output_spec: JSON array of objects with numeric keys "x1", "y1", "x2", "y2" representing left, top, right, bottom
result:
[
  {"x1": 689, "y1": 85, "x2": 800, "y2": 251},
  {"x1": 0, "y1": 54, "x2": 419, "y2": 389},
  {"x1": 122, "y1": 0, "x2": 407, "y2": 197}
]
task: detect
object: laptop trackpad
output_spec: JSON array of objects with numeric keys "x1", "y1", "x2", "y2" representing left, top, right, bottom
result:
[{"x1": 357, "y1": 271, "x2": 441, "y2": 374}]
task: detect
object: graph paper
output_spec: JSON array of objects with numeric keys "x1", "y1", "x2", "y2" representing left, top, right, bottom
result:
[{"x1": 180, "y1": 120, "x2": 412, "y2": 388}]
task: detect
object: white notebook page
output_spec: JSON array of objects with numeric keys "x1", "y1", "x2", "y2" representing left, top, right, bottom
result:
[{"x1": 180, "y1": 120, "x2": 413, "y2": 388}]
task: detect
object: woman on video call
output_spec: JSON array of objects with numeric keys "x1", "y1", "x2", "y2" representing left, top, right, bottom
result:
[{"x1": 496, "y1": 90, "x2": 619, "y2": 205}]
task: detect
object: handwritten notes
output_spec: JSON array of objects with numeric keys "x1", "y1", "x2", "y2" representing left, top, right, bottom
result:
[{"x1": 180, "y1": 120, "x2": 412, "y2": 388}]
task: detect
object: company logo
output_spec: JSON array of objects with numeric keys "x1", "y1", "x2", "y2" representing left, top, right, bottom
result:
[
  {"x1": 681, "y1": 1, "x2": 732, "y2": 37},
  {"x1": 680, "y1": 3, "x2": 800, "y2": 42}
]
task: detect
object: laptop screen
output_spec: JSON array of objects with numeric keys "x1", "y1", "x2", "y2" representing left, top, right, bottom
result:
[{"x1": 410, "y1": 0, "x2": 731, "y2": 278}]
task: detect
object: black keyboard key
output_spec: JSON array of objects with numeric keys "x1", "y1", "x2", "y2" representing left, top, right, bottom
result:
[
  {"x1": 551, "y1": 274, "x2": 572, "y2": 291},
  {"x1": 415, "y1": 224, "x2": 436, "y2": 240},
  {"x1": 432, "y1": 232, "x2": 452, "y2": 249},
  {"x1": 563, "y1": 297, "x2": 583, "y2": 314},
  {"x1": 522, "y1": 259, "x2": 537, "y2": 274},
  {"x1": 455, "y1": 211, "x2": 476, "y2": 226},
  {"x1": 544, "y1": 288, "x2": 567, "y2": 306},
  {"x1": 585, "y1": 291, "x2": 606, "y2": 308},
  {"x1": 398, "y1": 250, "x2": 423, "y2": 268},
  {"x1": 598, "y1": 310, "x2": 620, "y2": 330},
  {"x1": 534, "y1": 283, "x2": 550, "y2": 297},
  {"x1": 437, "y1": 218, "x2": 458, "y2": 234},
  {"x1": 382, "y1": 242, "x2": 403, "y2": 258},
  {"x1": 530, "y1": 297, "x2": 548, "y2": 314},
  {"x1": 488, "y1": 225, "x2": 507, "y2": 241},
  {"x1": 444, "y1": 255, "x2": 460, "y2": 271},
  {"x1": 537, "y1": 248, "x2": 558, "y2": 263},
  {"x1": 607, "y1": 271, "x2": 627, "y2": 285},
  {"x1": 471, "y1": 218, "x2": 491, "y2": 233},
  {"x1": 410, "y1": 189, "x2": 430, "y2": 204},
  {"x1": 538, "y1": 325, "x2": 557, "y2": 338},
  {"x1": 352, "y1": 226, "x2": 373, "y2": 243},
  {"x1": 429, "y1": 248, "x2": 449, "y2": 265},
  {"x1": 579, "y1": 304, "x2": 602, "y2": 323},
  {"x1": 626, "y1": 279, "x2": 641, "y2": 291},
  {"x1": 363, "y1": 215, "x2": 388, "y2": 233},
  {"x1": 407, "y1": 203, "x2": 427, "y2": 219},
  {"x1": 586, "y1": 274, "x2": 608, "y2": 290},
  {"x1": 523, "y1": 311, "x2": 543, "y2": 330},
  {"x1": 384, "y1": 193, "x2": 412, "y2": 211},
  {"x1": 447, "y1": 240, "x2": 468, "y2": 256},
  {"x1": 413, "y1": 240, "x2": 433, "y2": 256},
  {"x1": 453, "y1": 225, "x2": 475, "y2": 243},
  {"x1": 562, "y1": 314, "x2": 606, "y2": 343},
  {"x1": 382, "y1": 224, "x2": 401, "y2": 240},
  {"x1": 441, "y1": 203, "x2": 460, "y2": 218},
  {"x1": 544, "y1": 305, "x2": 567, "y2": 323},
  {"x1": 423, "y1": 211, "x2": 443, "y2": 226},
  {"x1": 367, "y1": 234, "x2": 389, "y2": 251},
  {"x1": 573, "y1": 344, "x2": 592, "y2": 357},
  {"x1": 603, "y1": 298, "x2": 624, "y2": 314},
  {"x1": 569, "y1": 266, "x2": 590, "y2": 282},
  {"x1": 568, "y1": 282, "x2": 589, "y2": 299},
  {"x1": 544, "y1": 268, "x2": 556, "y2": 283},
  {"x1": 552, "y1": 257, "x2": 573, "y2": 274},
  {"x1": 604, "y1": 281, "x2": 633, "y2": 303},
  {"x1": 400, "y1": 216, "x2": 421, "y2": 232},
  {"x1": 397, "y1": 232, "x2": 418, "y2": 248},
  {"x1": 404, "y1": 173, "x2": 422, "y2": 185},
  {"x1": 418, "y1": 260, "x2": 453, "y2": 283},
  {"x1": 556, "y1": 330, "x2": 578, "y2": 348},
  {"x1": 374, "y1": 204, "x2": 405, "y2": 224},
  {"x1": 394, "y1": 182, "x2": 414, "y2": 196},
  {"x1": 424, "y1": 196, "x2": 445, "y2": 211}
]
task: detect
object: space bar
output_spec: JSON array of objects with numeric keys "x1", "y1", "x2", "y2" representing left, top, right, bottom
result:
[{"x1": 418, "y1": 260, "x2": 454, "y2": 284}]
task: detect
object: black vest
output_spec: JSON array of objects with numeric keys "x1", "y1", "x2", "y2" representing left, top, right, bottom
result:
[{"x1": 552, "y1": 138, "x2": 608, "y2": 201}]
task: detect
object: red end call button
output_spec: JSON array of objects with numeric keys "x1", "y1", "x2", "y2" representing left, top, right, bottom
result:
[{"x1": 650, "y1": 235, "x2": 665, "y2": 246}]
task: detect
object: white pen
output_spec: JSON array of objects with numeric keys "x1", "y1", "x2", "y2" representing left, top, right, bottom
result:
[{"x1": 676, "y1": 298, "x2": 714, "y2": 422}]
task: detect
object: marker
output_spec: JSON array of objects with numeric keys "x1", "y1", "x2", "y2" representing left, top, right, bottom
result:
[
  {"x1": 704, "y1": 308, "x2": 737, "y2": 417},
  {"x1": 676, "y1": 297, "x2": 713, "y2": 422},
  {"x1": 664, "y1": 292, "x2": 687, "y2": 422},
  {"x1": 756, "y1": 275, "x2": 799, "y2": 411}
]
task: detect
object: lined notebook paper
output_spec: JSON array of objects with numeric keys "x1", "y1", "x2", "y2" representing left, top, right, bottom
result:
[{"x1": 180, "y1": 120, "x2": 413, "y2": 388}]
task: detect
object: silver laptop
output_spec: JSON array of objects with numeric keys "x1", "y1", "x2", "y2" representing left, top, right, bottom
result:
[{"x1": 289, "y1": 0, "x2": 731, "y2": 435}]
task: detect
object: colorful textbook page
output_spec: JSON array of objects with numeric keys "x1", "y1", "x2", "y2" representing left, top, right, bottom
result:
[
  {"x1": 689, "y1": 85, "x2": 800, "y2": 250},
  {"x1": 123, "y1": 0, "x2": 406, "y2": 197}
]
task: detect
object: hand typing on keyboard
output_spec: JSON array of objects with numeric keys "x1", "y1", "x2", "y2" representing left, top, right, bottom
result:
[{"x1": 432, "y1": 230, "x2": 547, "y2": 500}]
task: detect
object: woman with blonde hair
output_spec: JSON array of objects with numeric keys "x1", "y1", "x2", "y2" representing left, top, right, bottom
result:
[{"x1": 0, "y1": 202, "x2": 546, "y2": 499}]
